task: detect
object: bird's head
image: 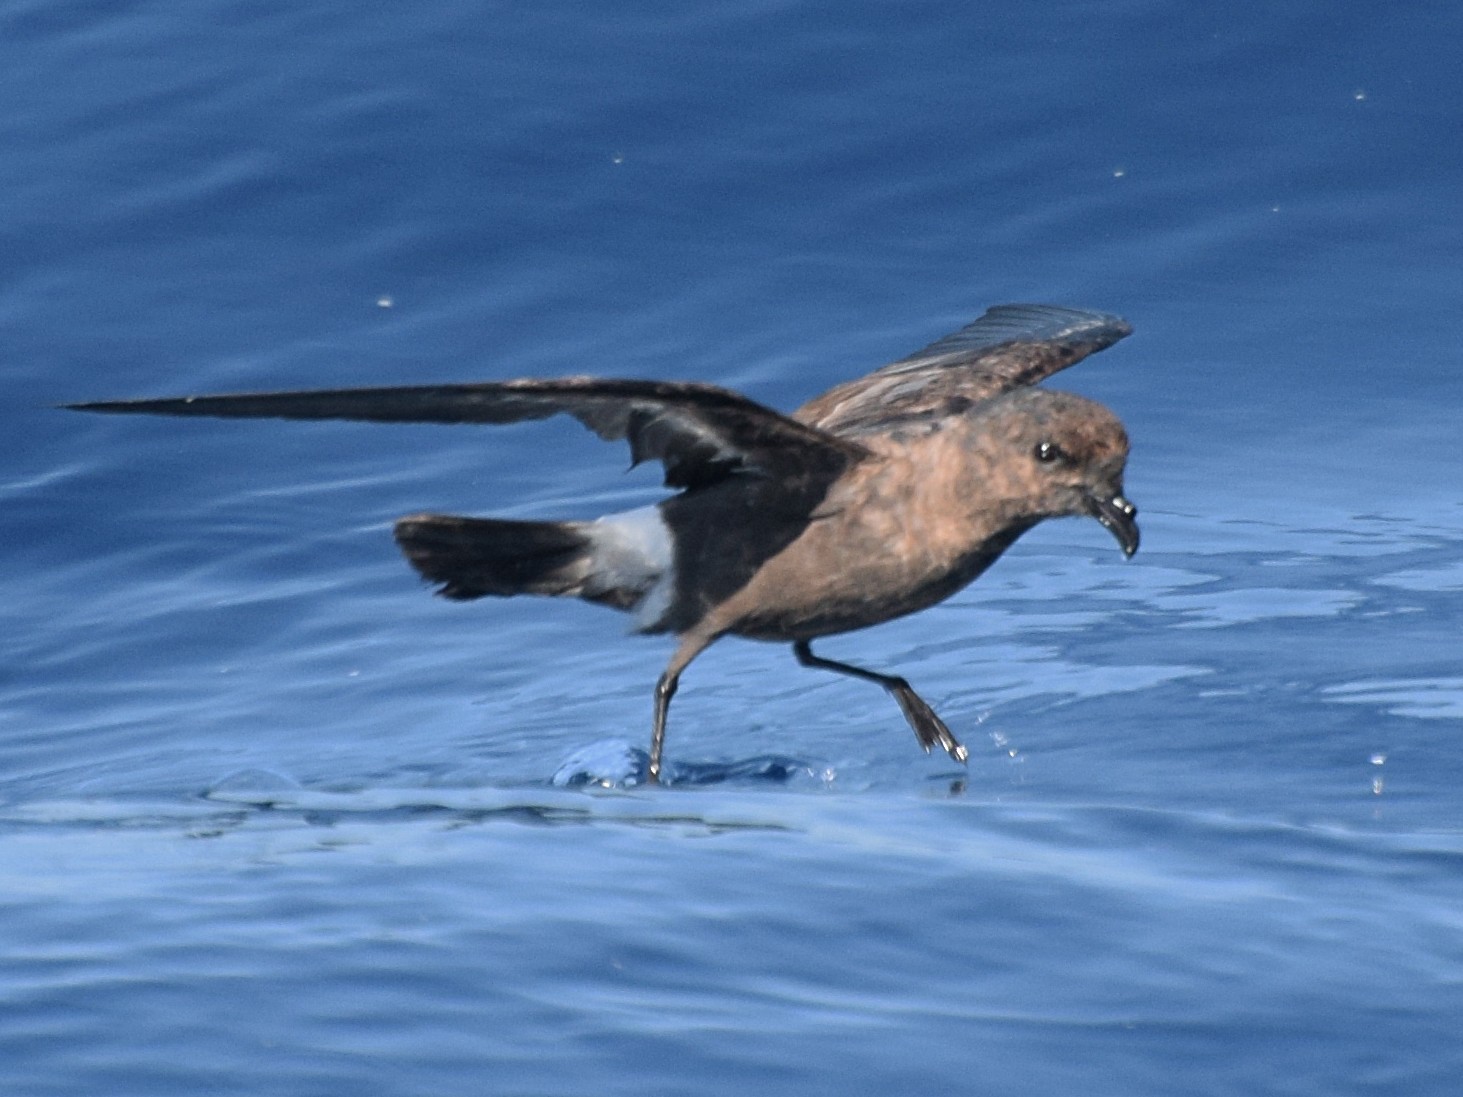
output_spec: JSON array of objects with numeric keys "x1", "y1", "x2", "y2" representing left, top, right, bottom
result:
[{"x1": 984, "y1": 389, "x2": 1139, "y2": 557}]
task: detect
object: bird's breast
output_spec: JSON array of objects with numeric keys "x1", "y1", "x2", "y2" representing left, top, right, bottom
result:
[{"x1": 704, "y1": 433, "x2": 1024, "y2": 641}]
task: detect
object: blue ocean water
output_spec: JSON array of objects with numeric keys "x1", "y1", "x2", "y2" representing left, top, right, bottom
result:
[{"x1": 3, "y1": 2, "x2": 1462, "y2": 1094}]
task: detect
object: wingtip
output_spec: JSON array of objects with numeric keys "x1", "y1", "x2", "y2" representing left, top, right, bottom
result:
[
  {"x1": 62, "y1": 400, "x2": 118, "y2": 412},
  {"x1": 60, "y1": 400, "x2": 123, "y2": 414},
  {"x1": 985, "y1": 303, "x2": 1132, "y2": 343},
  {"x1": 61, "y1": 396, "x2": 201, "y2": 415}
]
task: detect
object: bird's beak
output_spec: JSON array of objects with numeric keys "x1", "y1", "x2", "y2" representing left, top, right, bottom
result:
[{"x1": 1088, "y1": 492, "x2": 1140, "y2": 557}]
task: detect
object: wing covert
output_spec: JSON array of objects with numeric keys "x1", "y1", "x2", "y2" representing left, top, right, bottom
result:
[
  {"x1": 796, "y1": 304, "x2": 1132, "y2": 435},
  {"x1": 880, "y1": 304, "x2": 1131, "y2": 383}
]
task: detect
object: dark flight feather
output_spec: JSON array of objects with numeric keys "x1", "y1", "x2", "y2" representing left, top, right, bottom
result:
[{"x1": 68, "y1": 376, "x2": 869, "y2": 492}]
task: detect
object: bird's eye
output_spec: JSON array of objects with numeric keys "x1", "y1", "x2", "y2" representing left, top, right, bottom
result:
[{"x1": 1035, "y1": 441, "x2": 1064, "y2": 464}]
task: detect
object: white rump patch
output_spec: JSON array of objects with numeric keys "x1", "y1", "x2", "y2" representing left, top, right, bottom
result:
[{"x1": 589, "y1": 505, "x2": 676, "y2": 629}]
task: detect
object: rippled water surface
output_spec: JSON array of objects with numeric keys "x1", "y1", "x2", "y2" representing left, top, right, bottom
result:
[{"x1": 4, "y1": 3, "x2": 1462, "y2": 1094}]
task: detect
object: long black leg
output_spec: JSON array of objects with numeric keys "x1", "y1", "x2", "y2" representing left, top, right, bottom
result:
[
  {"x1": 648, "y1": 671, "x2": 677, "y2": 784},
  {"x1": 793, "y1": 640, "x2": 968, "y2": 764},
  {"x1": 646, "y1": 632, "x2": 717, "y2": 785}
]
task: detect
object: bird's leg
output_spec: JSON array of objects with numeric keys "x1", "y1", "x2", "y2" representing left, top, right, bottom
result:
[
  {"x1": 648, "y1": 671, "x2": 677, "y2": 785},
  {"x1": 793, "y1": 640, "x2": 968, "y2": 764},
  {"x1": 647, "y1": 632, "x2": 718, "y2": 785}
]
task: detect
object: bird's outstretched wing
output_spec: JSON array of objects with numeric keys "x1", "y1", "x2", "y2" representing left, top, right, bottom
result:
[
  {"x1": 795, "y1": 304, "x2": 1132, "y2": 435},
  {"x1": 67, "y1": 377, "x2": 869, "y2": 492}
]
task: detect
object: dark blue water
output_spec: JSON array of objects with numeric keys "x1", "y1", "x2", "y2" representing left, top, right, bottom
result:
[{"x1": 4, "y1": 2, "x2": 1462, "y2": 1094}]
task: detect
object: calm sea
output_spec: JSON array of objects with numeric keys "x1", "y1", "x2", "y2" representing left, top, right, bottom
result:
[{"x1": 3, "y1": 2, "x2": 1461, "y2": 1094}]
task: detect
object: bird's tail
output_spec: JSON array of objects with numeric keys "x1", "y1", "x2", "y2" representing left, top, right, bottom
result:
[{"x1": 393, "y1": 507, "x2": 672, "y2": 622}]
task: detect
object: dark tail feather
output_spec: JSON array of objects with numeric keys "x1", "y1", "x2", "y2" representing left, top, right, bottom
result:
[{"x1": 394, "y1": 514, "x2": 594, "y2": 602}]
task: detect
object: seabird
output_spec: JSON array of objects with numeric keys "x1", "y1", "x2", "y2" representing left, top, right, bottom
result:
[{"x1": 68, "y1": 303, "x2": 1140, "y2": 783}]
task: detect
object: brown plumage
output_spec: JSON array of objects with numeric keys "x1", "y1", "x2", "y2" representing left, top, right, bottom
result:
[{"x1": 67, "y1": 303, "x2": 1140, "y2": 783}]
